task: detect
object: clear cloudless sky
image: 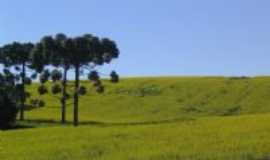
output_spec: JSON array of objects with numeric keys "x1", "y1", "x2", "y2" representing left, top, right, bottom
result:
[{"x1": 1, "y1": 0, "x2": 270, "y2": 77}]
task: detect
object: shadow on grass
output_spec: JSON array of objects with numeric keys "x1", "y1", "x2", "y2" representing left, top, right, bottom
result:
[
  {"x1": 0, "y1": 124, "x2": 35, "y2": 131},
  {"x1": 21, "y1": 117, "x2": 195, "y2": 127}
]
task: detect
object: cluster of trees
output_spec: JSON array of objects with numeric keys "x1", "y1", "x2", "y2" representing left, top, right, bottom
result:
[{"x1": 0, "y1": 33, "x2": 119, "y2": 127}]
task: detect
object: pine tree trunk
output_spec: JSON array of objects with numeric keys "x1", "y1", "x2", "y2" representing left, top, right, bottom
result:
[
  {"x1": 61, "y1": 67, "x2": 68, "y2": 123},
  {"x1": 19, "y1": 62, "x2": 25, "y2": 120},
  {"x1": 73, "y1": 65, "x2": 80, "y2": 126}
]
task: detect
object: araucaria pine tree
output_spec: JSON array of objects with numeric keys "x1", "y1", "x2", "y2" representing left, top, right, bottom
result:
[
  {"x1": 0, "y1": 42, "x2": 34, "y2": 120},
  {"x1": 31, "y1": 33, "x2": 72, "y2": 123},
  {"x1": 32, "y1": 33, "x2": 120, "y2": 126}
]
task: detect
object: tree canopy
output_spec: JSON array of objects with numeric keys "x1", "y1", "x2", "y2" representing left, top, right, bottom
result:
[
  {"x1": 0, "y1": 42, "x2": 34, "y2": 120},
  {"x1": 0, "y1": 33, "x2": 120, "y2": 126},
  {"x1": 31, "y1": 33, "x2": 120, "y2": 126}
]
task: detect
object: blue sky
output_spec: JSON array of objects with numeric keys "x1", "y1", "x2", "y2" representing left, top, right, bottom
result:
[{"x1": 1, "y1": 0, "x2": 270, "y2": 77}]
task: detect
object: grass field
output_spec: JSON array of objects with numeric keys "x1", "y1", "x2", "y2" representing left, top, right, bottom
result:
[{"x1": 1, "y1": 77, "x2": 270, "y2": 160}]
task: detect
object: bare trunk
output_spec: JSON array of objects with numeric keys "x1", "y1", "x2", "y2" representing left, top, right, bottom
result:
[
  {"x1": 61, "y1": 67, "x2": 68, "y2": 123},
  {"x1": 73, "y1": 65, "x2": 80, "y2": 126},
  {"x1": 19, "y1": 62, "x2": 25, "y2": 120}
]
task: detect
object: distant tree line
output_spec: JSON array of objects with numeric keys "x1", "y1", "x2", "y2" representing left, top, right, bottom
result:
[{"x1": 0, "y1": 33, "x2": 119, "y2": 128}]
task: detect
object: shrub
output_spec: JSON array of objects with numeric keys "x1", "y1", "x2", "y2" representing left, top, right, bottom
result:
[
  {"x1": 96, "y1": 85, "x2": 104, "y2": 93},
  {"x1": 88, "y1": 71, "x2": 99, "y2": 81},
  {"x1": 110, "y1": 71, "x2": 119, "y2": 83},
  {"x1": 0, "y1": 93, "x2": 18, "y2": 129},
  {"x1": 79, "y1": 86, "x2": 87, "y2": 95},
  {"x1": 24, "y1": 77, "x2": 32, "y2": 85},
  {"x1": 38, "y1": 85, "x2": 48, "y2": 95},
  {"x1": 51, "y1": 69, "x2": 62, "y2": 82},
  {"x1": 30, "y1": 99, "x2": 45, "y2": 108},
  {"x1": 51, "y1": 84, "x2": 62, "y2": 94}
]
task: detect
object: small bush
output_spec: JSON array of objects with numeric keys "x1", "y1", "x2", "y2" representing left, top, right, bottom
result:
[
  {"x1": 88, "y1": 71, "x2": 99, "y2": 81},
  {"x1": 38, "y1": 85, "x2": 48, "y2": 95},
  {"x1": 51, "y1": 84, "x2": 62, "y2": 94},
  {"x1": 96, "y1": 85, "x2": 104, "y2": 93},
  {"x1": 38, "y1": 100, "x2": 45, "y2": 107},
  {"x1": 51, "y1": 69, "x2": 62, "y2": 82},
  {"x1": 110, "y1": 71, "x2": 119, "y2": 83},
  {"x1": 24, "y1": 77, "x2": 32, "y2": 85},
  {"x1": 79, "y1": 86, "x2": 87, "y2": 95},
  {"x1": 30, "y1": 99, "x2": 45, "y2": 108},
  {"x1": 0, "y1": 94, "x2": 18, "y2": 129}
]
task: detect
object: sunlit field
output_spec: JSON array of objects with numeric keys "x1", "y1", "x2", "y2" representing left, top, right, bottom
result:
[{"x1": 1, "y1": 77, "x2": 270, "y2": 160}]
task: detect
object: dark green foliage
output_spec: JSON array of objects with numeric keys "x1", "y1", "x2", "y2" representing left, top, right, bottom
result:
[
  {"x1": 101, "y1": 38, "x2": 119, "y2": 63},
  {"x1": 43, "y1": 69, "x2": 51, "y2": 79},
  {"x1": 30, "y1": 43, "x2": 47, "y2": 73},
  {"x1": 20, "y1": 72, "x2": 25, "y2": 78},
  {"x1": 67, "y1": 34, "x2": 119, "y2": 125},
  {"x1": 14, "y1": 84, "x2": 31, "y2": 102},
  {"x1": 31, "y1": 34, "x2": 71, "y2": 124},
  {"x1": 5, "y1": 73, "x2": 15, "y2": 84},
  {"x1": 15, "y1": 75, "x2": 21, "y2": 82},
  {"x1": 64, "y1": 92, "x2": 71, "y2": 100},
  {"x1": 3, "y1": 68, "x2": 11, "y2": 75},
  {"x1": 30, "y1": 99, "x2": 38, "y2": 107},
  {"x1": 39, "y1": 70, "x2": 50, "y2": 84},
  {"x1": 38, "y1": 85, "x2": 48, "y2": 95},
  {"x1": 79, "y1": 86, "x2": 87, "y2": 95},
  {"x1": 14, "y1": 66, "x2": 20, "y2": 71},
  {"x1": 51, "y1": 84, "x2": 62, "y2": 94},
  {"x1": 30, "y1": 73, "x2": 37, "y2": 79},
  {"x1": 96, "y1": 85, "x2": 104, "y2": 94},
  {"x1": 0, "y1": 42, "x2": 34, "y2": 68},
  {"x1": 39, "y1": 75, "x2": 48, "y2": 84},
  {"x1": 31, "y1": 33, "x2": 120, "y2": 126},
  {"x1": 15, "y1": 84, "x2": 23, "y2": 92},
  {"x1": 88, "y1": 71, "x2": 99, "y2": 81},
  {"x1": 93, "y1": 80, "x2": 101, "y2": 87},
  {"x1": 24, "y1": 77, "x2": 32, "y2": 85},
  {"x1": 0, "y1": 73, "x2": 15, "y2": 86},
  {"x1": 25, "y1": 91, "x2": 31, "y2": 99},
  {"x1": 38, "y1": 100, "x2": 45, "y2": 107},
  {"x1": 51, "y1": 69, "x2": 62, "y2": 82},
  {"x1": 110, "y1": 71, "x2": 119, "y2": 83},
  {"x1": 0, "y1": 94, "x2": 18, "y2": 129},
  {"x1": 30, "y1": 99, "x2": 45, "y2": 108},
  {"x1": 0, "y1": 42, "x2": 35, "y2": 121},
  {"x1": 0, "y1": 73, "x2": 18, "y2": 129}
]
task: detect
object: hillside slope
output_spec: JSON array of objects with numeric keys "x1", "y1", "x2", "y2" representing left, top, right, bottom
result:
[
  {"x1": 2, "y1": 77, "x2": 270, "y2": 160},
  {"x1": 25, "y1": 76, "x2": 270, "y2": 123}
]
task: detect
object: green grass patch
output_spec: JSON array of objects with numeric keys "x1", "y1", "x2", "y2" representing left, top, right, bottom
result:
[
  {"x1": 1, "y1": 114, "x2": 270, "y2": 160},
  {"x1": 2, "y1": 76, "x2": 270, "y2": 159}
]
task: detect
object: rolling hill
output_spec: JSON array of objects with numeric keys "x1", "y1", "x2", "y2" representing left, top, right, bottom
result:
[{"x1": 1, "y1": 77, "x2": 270, "y2": 160}]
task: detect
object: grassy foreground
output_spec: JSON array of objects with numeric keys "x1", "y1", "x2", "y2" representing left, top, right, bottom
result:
[
  {"x1": 1, "y1": 76, "x2": 270, "y2": 159},
  {"x1": 1, "y1": 114, "x2": 270, "y2": 160}
]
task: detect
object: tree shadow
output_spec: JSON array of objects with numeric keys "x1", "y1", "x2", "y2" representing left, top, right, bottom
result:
[
  {"x1": 21, "y1": 117, "x2": 195, "y2": 127},
  {"x1": 0, "y1": 124, "x2": 35, "y2": 131}
]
